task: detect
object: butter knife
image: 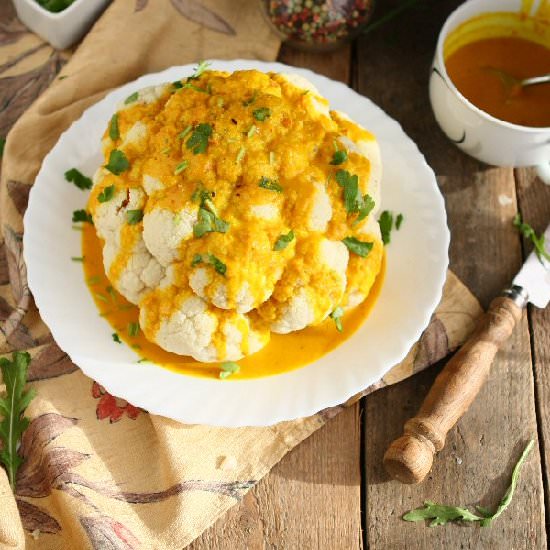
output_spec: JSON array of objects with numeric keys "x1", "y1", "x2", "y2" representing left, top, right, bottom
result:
[{"x1": 383, "y1": 223, "x2": 550, "y2": 484}]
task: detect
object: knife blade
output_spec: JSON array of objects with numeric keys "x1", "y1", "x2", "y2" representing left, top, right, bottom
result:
[{"x1": 512, "y1": 223, "x2": 550, "y2": 308}]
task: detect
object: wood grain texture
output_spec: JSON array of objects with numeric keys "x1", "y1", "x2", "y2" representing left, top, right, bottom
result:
[
  {"x1": 189, "y1": 43, "x2": 362, "y2": 550},
  {"x1": 355, "y1": 0, "x2": 546, "y2": 547},
  {"x1": 384, "y1": 296, "x2": 523, "y2": 484},
  {"x1": 515, "y1": 167, "x2": 550, "y2": 526}
]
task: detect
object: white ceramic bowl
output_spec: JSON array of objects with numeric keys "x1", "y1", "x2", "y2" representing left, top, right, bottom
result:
[
  {"x1": 24, "y1": 60, "x2": 449, "y2": 427},
  {"x1": 13, "y1": 0, "x2": 110, "y2": 50},
  {"x1": 429, "y1": 0, "x2": 550, "y2": 183}
]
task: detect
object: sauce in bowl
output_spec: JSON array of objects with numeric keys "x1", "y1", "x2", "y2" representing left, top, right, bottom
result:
[{"x1": 446, "y1": 36, "x2": 550, "y2": 127}]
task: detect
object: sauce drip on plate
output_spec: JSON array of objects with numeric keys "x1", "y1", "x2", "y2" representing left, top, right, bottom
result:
[{"x1": 82, "y1": 224, "x2": 384, "y2": 379}]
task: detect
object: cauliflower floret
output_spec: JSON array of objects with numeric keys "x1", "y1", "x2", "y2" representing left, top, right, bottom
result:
[
  {"x1": 139, "y1": 287, "x2": 270, "y2": 361},
  {"x1": 142, "y1": 206, "x2": 198, "y2": 266},
  {"x1": 117, "y1": 84, "x2": 170, "y2": 111},
  {"x1": 260, "y1": 237, "x2": 349, "y2": 334},
  {"x1": 307, "y1": 181, "x2": 332, "y2": 232}
]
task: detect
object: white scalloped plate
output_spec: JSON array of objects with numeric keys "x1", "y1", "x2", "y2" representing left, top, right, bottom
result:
[{"x1": 24, "y1": 60, "x2": 449, "y2": 427}]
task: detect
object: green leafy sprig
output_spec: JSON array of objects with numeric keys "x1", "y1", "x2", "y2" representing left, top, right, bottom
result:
[
  {"x1": 513, "y1": 214, "x2": 550, "y2": 264},
  {"x1": 0, "y1": 352, "x2": 36, "y2": 491},
  {"x1": 403, "y1": 440, "x2": 535, "y2": 528}
]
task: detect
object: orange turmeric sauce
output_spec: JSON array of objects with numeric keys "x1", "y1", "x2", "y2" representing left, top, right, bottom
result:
[
  {"x1": 82, "y1": 223, "x2": 384, "y2": 380},
  {"x1": 446, "y1": 37, "x2": 550, "y2": 127}
]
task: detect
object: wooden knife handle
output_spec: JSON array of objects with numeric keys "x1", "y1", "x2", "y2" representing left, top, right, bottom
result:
[{"x1": 383, "y1": 294, "x2": 524, "y2": 484}]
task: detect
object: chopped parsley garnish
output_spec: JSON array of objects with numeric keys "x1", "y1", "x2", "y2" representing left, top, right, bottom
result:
[
  {"x1": 253, "y1": 107, "x2": 271, "y2": 121},
  {"x1": 98, "y1": 184, "x2": 116, "y2": 203},
  {"x1": 513, "y1": 213, "x2": 550, "y2": 263},
  {"x1": 329, "y1": 307, "x2": 344, "y2": 332},
  {"x1": 104, "y1": 149, "x2": 130, "y2": 175},
  {"x1": 330, "y1": 149, "x2": 348, "y2": 165},
  {"x1": 243, "y1": 90, "x2": 258, "y2": 106},
  {"x1": 274, "y1": 230, "x2": 294, "y2": 251},
  {"x1": 126, "y1": 209, "x2": 143, "y2": 225},
  {"x1": 396, "y1": 213, "x2": 404, "y2": 230},
  {"x1": 342, "y1": 236, "x2": 373, "y2": 257},
  {"x1": 247, "y1": 125, "x2": 257, "y2": 138},
  {"x1": 128, "y1": 322, "x2": 140, "y2": 337},
  {"x1": 335, "y1": 169, "x2": 374, "y2": 223},
  {"x1": 71, "y1": 256, "x2": 84, "y2": 262},
  {"x1": 65, "y1": 168, "x2": 92, "y2": 190},
  {"x1": 124, "y1": 91, "x2": 139, "y2": 104},
  {"x1": 259, "y1": 176, "x2": 283, "y2": 193},
  {"x1": 172, "y1": 80, "x2": 183, "y2": 89},
  {"x1": 219, "y1": 361, "x2": 240, "y2": 379},
  {"x1": 72, "y1": 209, "x2": 93, "y2": 224},
  {"x1": 236, "y1": 146, "x2": 246, "y2": 163},
  {"x1": 174, "y1": 160, "x2": 189, "y2": 175},
  {"x1": 188, "y1": 60, "x2": 210, "y2": 80},
  {"x1": 378, "y1": 210, "x2": 393, "y2": 245},
  {"x1": 178, "y1": 125, "x2": 193, "y2": 140},
  {"x1": 112, "y1": 332, "x2": 122, "y2": 344},
  {"x1": 192, "y1": 253, "x2": 227, "y2": 276},
  {"x1": 186, "y1": 123, "x2": 212, "y2": 155},
  {"x1": 192, "y1": 187, "x2": 230, "y2": 237},
  {"x1": 109, "y1": 114, "x2": 119, "y2": 141}
]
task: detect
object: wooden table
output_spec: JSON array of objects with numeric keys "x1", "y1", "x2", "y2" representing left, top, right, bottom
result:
[
  {"x1": 2, "y1": 1, "x2": 549, "y2": 547},
  {"x1": 191, "y1": 1, "x2": 550, "y2": 547}
]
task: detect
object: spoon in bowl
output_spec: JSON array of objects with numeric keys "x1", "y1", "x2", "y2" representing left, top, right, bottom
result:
[{"x1": 484, "y1": 68, "x2": 550, "y2": 97}]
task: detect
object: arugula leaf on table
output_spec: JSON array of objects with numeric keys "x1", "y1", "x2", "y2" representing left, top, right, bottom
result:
[
  {"x1": 403, "y1": 440, "x2": 535, "y2": 528},
  {"x1": 0, "y1": 352, "x2": 36, "y2": 491},
  {"x1": 513, "y1": 214, "x2": 550, "y2": 264}
]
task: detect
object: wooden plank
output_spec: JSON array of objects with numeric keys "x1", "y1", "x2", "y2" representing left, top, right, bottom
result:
[
  {"x1": 190, "y1": 44, "x2": 362, "y2": 549},
  {"x1": 354, "y1": 0, "x2": 547, "y2": 547},
  {"x1": 515, "y1": 167, "x2": 550, "y2": 526}
]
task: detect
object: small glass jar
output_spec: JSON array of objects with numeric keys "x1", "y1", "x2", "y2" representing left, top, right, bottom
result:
[{"x1": 260, "y1": 0, "x2": 375, "y2": 52}]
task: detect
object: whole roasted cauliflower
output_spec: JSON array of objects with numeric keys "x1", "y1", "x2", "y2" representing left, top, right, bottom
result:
[{"x1": 88, "y1": 66, "x2": 383, "y2": 362}]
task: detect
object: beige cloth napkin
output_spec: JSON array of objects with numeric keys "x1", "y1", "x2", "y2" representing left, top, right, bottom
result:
[{"x1": 0, "y1": 1, "x2": 482, "y2": 548}]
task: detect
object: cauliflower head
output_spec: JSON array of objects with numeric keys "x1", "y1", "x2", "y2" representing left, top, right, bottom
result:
[{"x1": 87, "y1": 68, "x2": 383, "y2": 363}]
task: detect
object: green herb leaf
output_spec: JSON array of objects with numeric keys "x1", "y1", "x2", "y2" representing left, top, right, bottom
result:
[
  {"x1": 0, "y1": 351, "x2": 36, "y2": 491},
  {"x1": 172, "y1": 80, "x2": 183, "y2": 89},
  {"x1": 87, "y1": 275, "x2": 101, "y2": 285},
  {"x1": 109, "y1": 114, "x2": 120, "y2": 141},
  {"x1": 65, "y1": 168, "x2": 92, "y2": 190},
  {"x1": 188, "y1": 60, "x2": 210, "y2": 80},
  {"x1": 219, "y1": 361, "x2": 240, "y2": 379},
  {"x1": 112, "y1": 333, "x2": 122, "y2": 344},
  {"x1": 105, "y1": 149, "x2": 130, "y2": 175},
  {"x1": 243, "y1": 90, "x2": 258, "y2": 106},
  {"x1": 355, "y1": 194, "x2": 376, "y2": 225},
  {"x1": 124, "y1": 91, "x2": 139, "y2": 104},
  {"x1": 342, "y1": 237, "x2": 373, "y2": 258},
  {"x1": 72, "y1": 209, "x2": 93, "y2": 224},
  {"x1": 178, "y1": 125, "x2": 193, "y2": 140},
  {"x1": 71, "y1": 256, "x2": 84, "y2": 262},
  {"x1": 335, "y1": 170, "x2": 362, "y2": 214},
  {"x1": 396, "y1": 213, "x2": 404, "y2": 230},
  {"x1": 329, "y1": 307, "x2": 344, "y2": 332},
  {"x1": 174, "y1": 160, "x2": 189, "y2": 175},
  {"x1": 404, "y1": 440, "x2": 535, "y2": 528},
  {"x1": 513, "y1": 213, "x2": 550, "y2": 263},
  {"x1": 330, "y1": 149, "x2": 348, "y2": 165},
  {"x1": 186, "y1": 124, "x2": 212, "y2": 155},
  {"x1": 192, "y1": 187, "x2": 229, "y2": 237},
  {"x1": 98, "y1": 184, "x2": 116, "y2": 203},
  {"x1": 128, "y1": 322, "x2": 140, "y2": 337},
  {"x1": 378, "y1": 210, "x2": 393, "y2": 245},
  {"x1": 274, "y1": 230, "x2": 294, "y2": 251},
  {"x1": 253, "y1": 107, "x2": 271, "y2": 121},
  {"x1": 259, "y1": 176, "x2": 283, "y2": 193},
  {"x1": 192, "y1": 253, "x2": 226, "y2": 275},
  {"x1": 247, "y1": 125, "x2": 257, "y2": 138},
  {"x1": 236, "y1": 146, "x2": 246, "y2": 163},
  {"x1": 126, "y1": 209, "x2": 144, "y2": 225}
]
